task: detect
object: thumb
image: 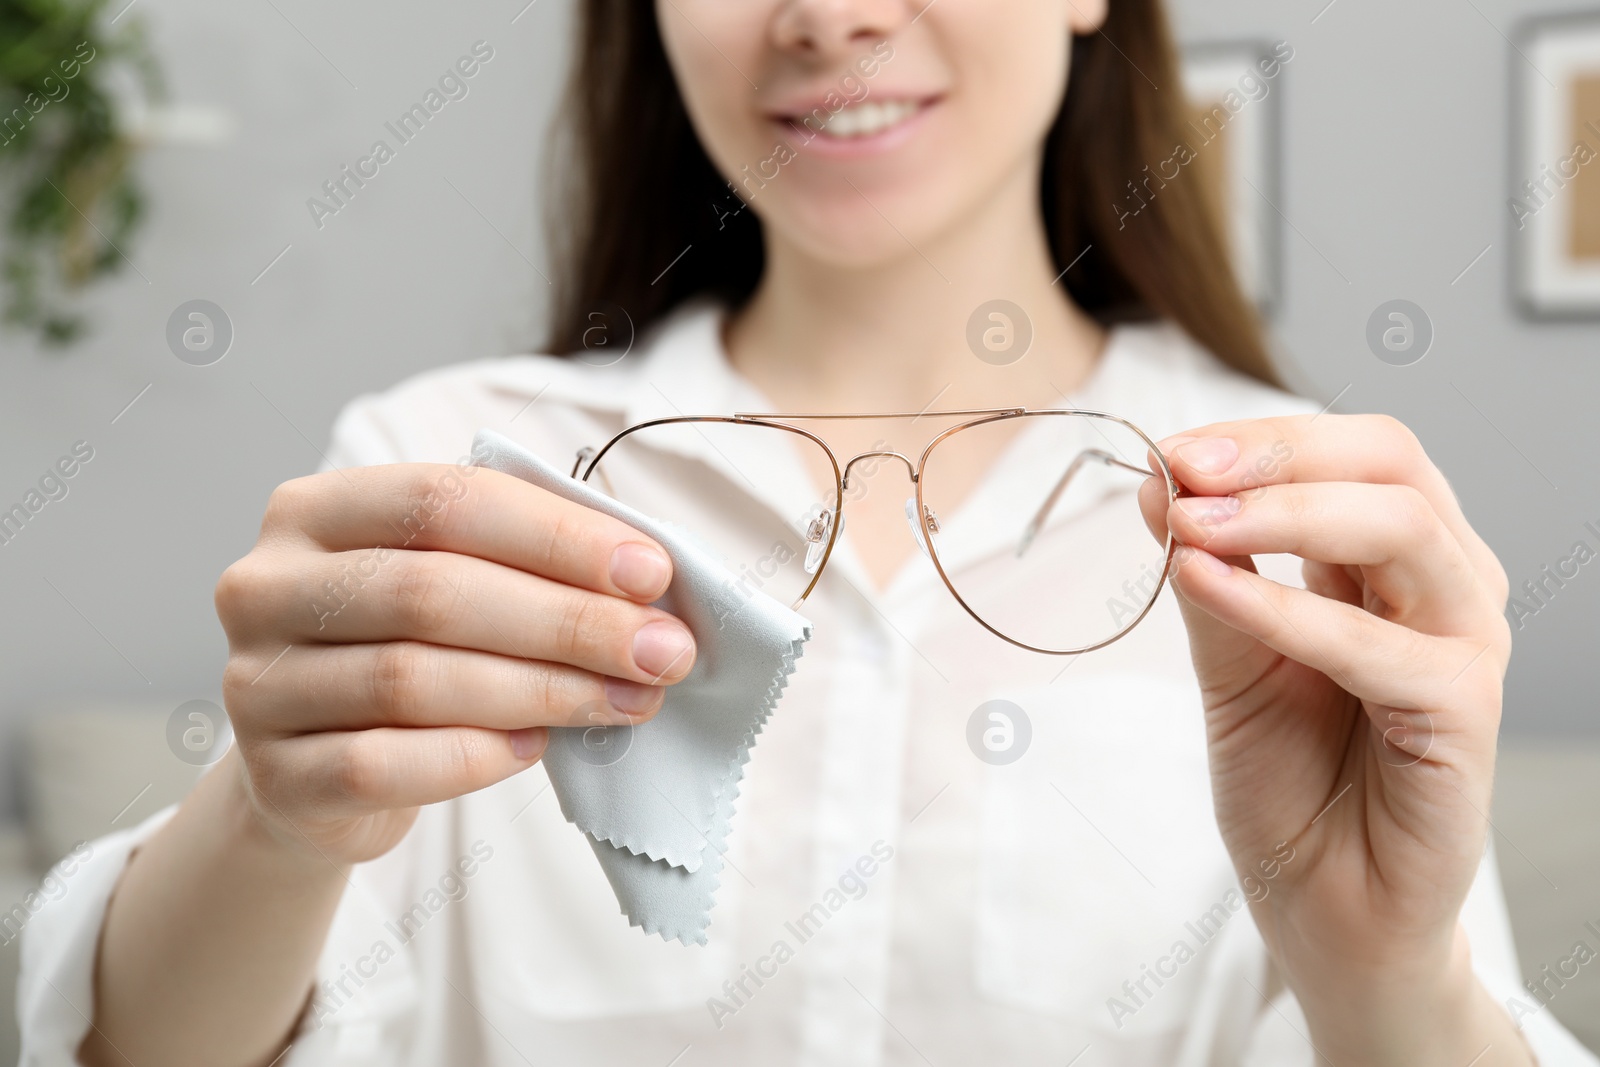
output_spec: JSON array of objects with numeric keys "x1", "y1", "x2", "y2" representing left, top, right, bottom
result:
[
  {"x1": 1167, "y1": 546, "x2": 1282, "y2": 700},
  {"x1": 1138, "y1": 456, "x2": 1278, "y2": 701}
]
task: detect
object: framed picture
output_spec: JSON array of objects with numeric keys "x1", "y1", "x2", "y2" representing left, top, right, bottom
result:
[
  {"x1": 1511, "y1": 12, "x2": 1600, "y2": 317},
  {"x1": 1179, "y1": 41, "x2": 1287, "y2": 316}
]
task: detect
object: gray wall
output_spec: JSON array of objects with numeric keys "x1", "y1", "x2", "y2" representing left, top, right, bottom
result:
[
  {"x1": 0, "y1": 0, "x2": 570, "y2": 814},
  {"x1": 1, "y1": 0, "x2": 1596, "y2": 816}
]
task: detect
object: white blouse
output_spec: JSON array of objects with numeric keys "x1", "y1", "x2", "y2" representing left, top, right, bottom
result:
[{"x1": 19, "y1": 304, "x2": 1597, "y2": 1065}]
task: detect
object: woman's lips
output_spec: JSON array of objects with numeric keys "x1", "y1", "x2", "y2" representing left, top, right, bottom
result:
[{"x1": 769, "y1": 96, "x2": 940, "y2": 159}]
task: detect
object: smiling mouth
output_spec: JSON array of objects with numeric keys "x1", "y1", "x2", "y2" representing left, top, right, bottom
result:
[{"x1": 782, "y1": 98, "x2": 930, "y2": 140}]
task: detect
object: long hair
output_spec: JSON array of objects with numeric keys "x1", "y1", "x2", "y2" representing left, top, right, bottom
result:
[{"x1": 544, "y1": 1, "x2": 1280, "y2": 387}]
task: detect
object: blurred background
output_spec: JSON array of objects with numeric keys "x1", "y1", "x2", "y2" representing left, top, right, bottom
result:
[{"x1": 1, "y1": 0, "x2": 1596, "y2": 1055}]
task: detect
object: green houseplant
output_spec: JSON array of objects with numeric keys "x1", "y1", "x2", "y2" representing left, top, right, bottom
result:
[{"x1": 1, "y1": 0, "x2": 160, "y2": 346}]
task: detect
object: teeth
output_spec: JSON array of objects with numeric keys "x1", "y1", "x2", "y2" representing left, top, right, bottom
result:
[{"x1": 819, "y1": 99, "x2": 919, "y2": 138}]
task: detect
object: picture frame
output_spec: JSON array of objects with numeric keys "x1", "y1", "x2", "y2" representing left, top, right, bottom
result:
[
  {"x1": 1510, "y1": 11, "x2": 1600, "y2": 318},
  {"x1": 1178, "y1": 41, "x2": 1287, "y2": 317}
]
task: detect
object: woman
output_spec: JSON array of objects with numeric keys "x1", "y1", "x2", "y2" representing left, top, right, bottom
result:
[{"x1": 20, "y1": 1, "x2": 1595, "y2": 1064}]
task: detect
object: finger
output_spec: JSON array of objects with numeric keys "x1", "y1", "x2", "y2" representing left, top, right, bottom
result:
[
  {"x1": 1168, "y1": 545, "x2": 1503, "y2": 710},
  {"x1": 1164, "y1": 545, "x2": 1285, "y2": 700},
  {"x1": 271, "y1": 465, "x2": 674, "y2": 602},
  {"x1": 241, "y1": 641, "x2": 664, "y2": 735},
  {"x1": 1136, "y1": 467, "x2": 1171, "y2": 544},
  {"x1": 1137, "y1": 476, "x2": 1284, "y2": 700},
  {"x1": 287, "y1": 549, "x2": 697, "y2": 685},
  {"x1": 1155, "y1": 415, "x2": 1502, "y2": 585},
  {"x1": 1302, "y1": 559, "x2": 1365, "y2": 608},
  {"x1": 1166, "y1": 482, "x2": 1488, "y2": 634},
  {"x1": 267, "y1": 726, "x2": 549, "y2": 817}
]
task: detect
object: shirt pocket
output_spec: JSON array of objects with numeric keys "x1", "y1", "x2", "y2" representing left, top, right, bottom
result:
[{"x1": 972, "y1": 673, "x2": 1240, "y2": 1037}]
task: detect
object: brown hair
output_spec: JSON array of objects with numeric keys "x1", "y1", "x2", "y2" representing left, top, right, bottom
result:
[{"x1": 544, "y1": 1, "x2": 1280, "y2": 387}]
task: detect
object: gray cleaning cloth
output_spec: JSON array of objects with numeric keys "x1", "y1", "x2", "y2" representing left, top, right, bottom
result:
[{"x1": 470, "y1": 429, "x2": 813, "y2": 946}]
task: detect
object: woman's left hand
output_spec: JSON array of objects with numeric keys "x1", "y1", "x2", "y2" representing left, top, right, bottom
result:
[{"x1": 1139, "y1": 413, "x2": 1527, "y2": 1064}]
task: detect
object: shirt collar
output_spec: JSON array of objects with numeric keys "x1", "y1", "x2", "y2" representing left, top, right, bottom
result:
[
  {"x1": 909, "y1": 325, "x2": 1203, "y2": 622},
  {"x1": 476, "y1": 302, "x2": 1189, "y2": 444},
  {"x1": 622, "y1": 300, "x2": 770, "y2": 424},
  {"x1": 480, "y1": 302, "x2": 835, "y2": 565},
  {"x1": 476, "y1": 303, "x2": 1201, "y2": 603},
  {"x1": 473, "y1": 299, "x2": 759, "y2": 424},
  {"x1": 1061, "y1": 320, "x2": 1189, "y2": 444}
]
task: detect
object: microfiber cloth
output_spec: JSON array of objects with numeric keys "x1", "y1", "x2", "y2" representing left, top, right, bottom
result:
[{"x1": 470, "y1": 429, "x2": 813, "y2": 946}]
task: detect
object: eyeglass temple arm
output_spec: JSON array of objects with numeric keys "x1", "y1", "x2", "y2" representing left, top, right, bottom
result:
[
  {"x1": 571, "y1": 446, "x2": 623, "y2": 500},
  {"x1": 1015, "y1": 449, "x2": 1156, "y2": 558}
]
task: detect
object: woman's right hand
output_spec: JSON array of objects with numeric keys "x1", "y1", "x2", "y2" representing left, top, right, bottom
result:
[{"x1": 214, "y1": 461, "x2": 695, "y2": 866}]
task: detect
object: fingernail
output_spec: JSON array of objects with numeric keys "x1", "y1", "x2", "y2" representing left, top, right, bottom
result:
[
  {"x1": 1176, "y1": 495, "x2": 1241, "y2": 526},
  {"x1": 1174, "y1": 438, "x2": 1239, "y2": 475},
  {"x1": 510, "y1": 727, "x2": 547, "y2": 760},
  {"x1": 632, "y1": 620, "x2": 696, "y2": 680},
  {"x1": 610, "y1": 542, "x2": 671, "y2": 599},
  {"x1": 1157, "y1": 435, "x2": 1197, "y2": 454},
  {"x1": 604, "y1": 678, "x2": 663, "y2": 715}
]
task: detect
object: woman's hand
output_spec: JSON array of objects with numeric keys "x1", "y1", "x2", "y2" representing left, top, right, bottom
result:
[
  {"x1": 87, "y1": 459, "x2": 698, "y2": 1067},
  {"x1": 1139, "y1": 413, "x2": 1529, "y2": 1064},
  {"x1": 216, "y1": 461, "x2": 696, "y2": 866}
]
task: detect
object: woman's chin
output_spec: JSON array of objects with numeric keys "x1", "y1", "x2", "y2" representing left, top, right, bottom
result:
[
  {"x1": 769, "y1": 229, "x2": 935, "y2": 276},
  {"x1": 762, "y1": 191, "x2": 959, "y2": 275}
]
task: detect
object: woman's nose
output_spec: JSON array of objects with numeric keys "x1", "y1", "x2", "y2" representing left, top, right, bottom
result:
[{"x1": 771, "y1": 0, "x2": 912, "y2": 58}]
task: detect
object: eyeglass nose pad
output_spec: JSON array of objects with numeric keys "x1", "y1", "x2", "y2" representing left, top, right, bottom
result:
[
  {"x1": 803, "y1": 509, "x2": 835, "y2": 575},
  {"x1": 904, "y1": 498, "x2": 939, "y2": 558}
]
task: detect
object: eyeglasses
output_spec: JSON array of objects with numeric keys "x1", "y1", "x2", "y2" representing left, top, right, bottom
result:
[{"x1": 572, "y1": 408, "x2": 1178, "y2": 655}]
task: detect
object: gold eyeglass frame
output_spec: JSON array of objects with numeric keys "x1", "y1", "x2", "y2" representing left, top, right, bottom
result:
[{"x1": 573, "y1": 408, "x2": 1179, "y2": 656}]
